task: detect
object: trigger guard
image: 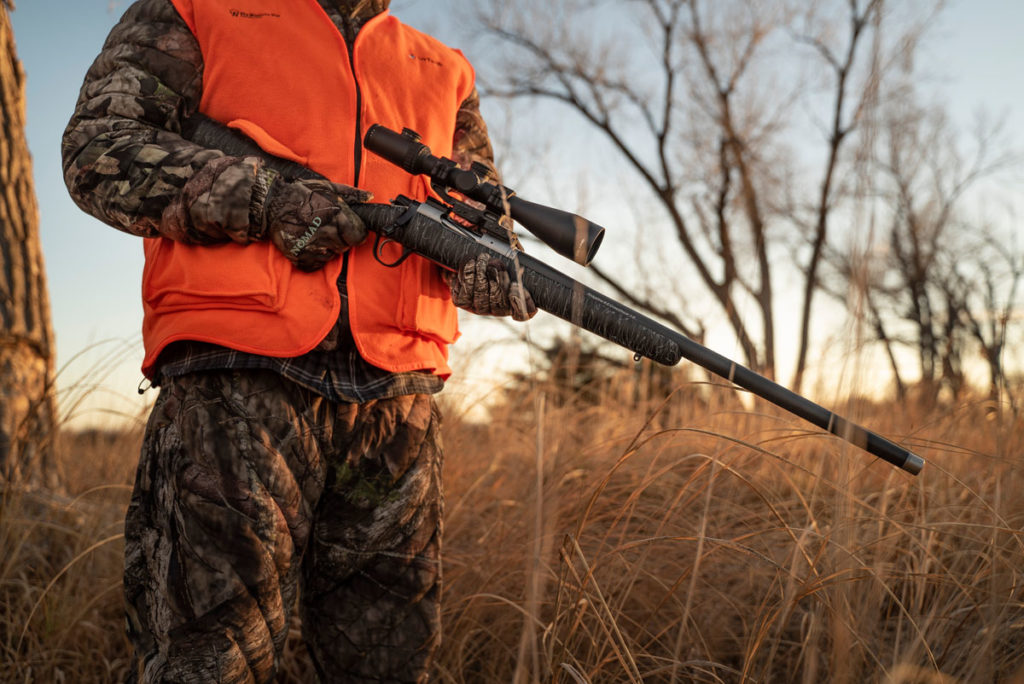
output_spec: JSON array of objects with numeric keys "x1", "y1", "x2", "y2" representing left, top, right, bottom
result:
[
  {"x1": 373, "y1": 233, "x2": 413, "y2": 267},
  {"x1": 371, "y1": 202, "x2": 421, "y2": 267}
]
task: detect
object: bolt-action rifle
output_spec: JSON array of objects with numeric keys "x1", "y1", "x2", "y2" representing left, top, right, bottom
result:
[{"x1": 184, "y1": 115, "x2": 925, "y2": 475}]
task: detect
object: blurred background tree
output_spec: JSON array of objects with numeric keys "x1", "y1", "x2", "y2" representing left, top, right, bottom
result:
[{"x1": 0, "y1": 0, "x2": 57, "y2": 488}]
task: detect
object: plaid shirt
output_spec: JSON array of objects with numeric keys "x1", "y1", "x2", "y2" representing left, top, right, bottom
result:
[{"x1": 155, "y1": 342, "x2": 443, "y2": 403}]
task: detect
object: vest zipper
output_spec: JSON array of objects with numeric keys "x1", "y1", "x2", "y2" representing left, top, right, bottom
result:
[
  {"x1": 340, "y1": 10, "x2": 362, "y2": 311},
  {"x1": 352, "y1": 64, "x2": 363, "y2": 187},
  {"x1": 341, "y1": 13, "x2": 363, "y2": 187}
]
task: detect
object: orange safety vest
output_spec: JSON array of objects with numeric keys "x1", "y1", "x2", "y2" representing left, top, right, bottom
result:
[{"x1": 143, "y1": 0, "x2": 475, "y2": 378}]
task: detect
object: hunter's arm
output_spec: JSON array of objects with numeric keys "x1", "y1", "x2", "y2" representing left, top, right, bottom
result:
[
  {"x1": 61, "y1": 0, "x2": 269, "y2": 246},
  {"x1": 452, "y1": 87, "x2": 498, "y2": 182}
]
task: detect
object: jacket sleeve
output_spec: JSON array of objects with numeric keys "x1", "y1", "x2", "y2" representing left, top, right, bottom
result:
[
  {"x1": 451, "y1": 86, "x2": 525, "y2": 243},
  {"x1": 61, "y1": 0, "x2": 267, "y2": 245},
  {"x1": 452, "y1": 87, "x2": 498, "y2": 182}
]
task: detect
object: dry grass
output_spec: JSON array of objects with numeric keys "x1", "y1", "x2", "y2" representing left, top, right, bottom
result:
[
  {"x1": 2, "y1": 366, "x2": 1023, "y2": 683},
  {"x1": 1, "y1": 429, "x2": 139, "y2": 682}
]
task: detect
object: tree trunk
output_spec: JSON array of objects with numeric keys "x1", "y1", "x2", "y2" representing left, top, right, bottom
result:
[{"x1": 0, "y1": 0, "x2": 58, "y2": 488}]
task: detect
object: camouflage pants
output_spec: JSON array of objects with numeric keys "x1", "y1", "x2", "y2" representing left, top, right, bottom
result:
[{"x1": 123, "y1": 369, "x2": 443, "y2": 683}]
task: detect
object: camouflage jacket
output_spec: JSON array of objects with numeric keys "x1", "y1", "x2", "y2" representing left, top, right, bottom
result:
[{"x1": 62, "y1": 0, "x2": 497, "y2": 398}]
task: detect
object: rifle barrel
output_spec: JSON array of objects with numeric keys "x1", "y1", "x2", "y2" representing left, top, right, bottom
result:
[{"x1": 668, "y1": 332, "x2": 924, "y2": 474}]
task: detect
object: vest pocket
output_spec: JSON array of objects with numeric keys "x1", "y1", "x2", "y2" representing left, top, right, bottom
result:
[
  {"x1": 143, "y1": 238, "x2": 289, "y2": 313},
  {"x1": 397, "y1": 255, "x2": 459, "y2": 345}
]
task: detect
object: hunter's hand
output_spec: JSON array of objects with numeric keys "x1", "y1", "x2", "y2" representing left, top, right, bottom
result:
[
  {"x1": 255, "y1": 170, "x2": 372, "y2": 272},
  {"x1": 446, "y1": 253, "x2": 537, "y2": 321}
]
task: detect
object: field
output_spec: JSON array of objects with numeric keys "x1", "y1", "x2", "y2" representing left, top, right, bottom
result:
[{"x1": 2, "y1": 365, "x2": 1023, "y2": 683}]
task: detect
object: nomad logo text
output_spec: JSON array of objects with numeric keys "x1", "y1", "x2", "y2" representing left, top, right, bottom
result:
[
  {"x1": 229, "y1": 9, "x2": 281, "y2": 19},
  {"x1": 290, "y1": 217, "x2": 323, "y2": 257}
]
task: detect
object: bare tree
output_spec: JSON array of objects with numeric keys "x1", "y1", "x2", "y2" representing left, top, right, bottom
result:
[
  {"x1": 474, "y1": 0, "x2": 940, "y2": 384},
  {"x1": 0, "y1": 0, "x2": 58, "y2": 487},
  {"x1": 959, "y1": 234, "x2": 1022, "y2": 408},
  {"x1": 477, "y1": 0, "x2": 784, "y2": 375},
  {"x1": 785, "y1": 0, "x2": 939, "y2": 392},
  {"x1": 832, "y1": 96, "x2": 1020, "y2": 404}
]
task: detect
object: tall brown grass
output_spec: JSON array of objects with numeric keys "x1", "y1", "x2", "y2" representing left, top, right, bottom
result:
[{"x1": 2, "y1": 364, "x2": 1022, "y2": 683}]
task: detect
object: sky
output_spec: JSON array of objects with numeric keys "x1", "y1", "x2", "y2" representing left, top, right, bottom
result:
[{"x1": 8, "y1": 0, "x2": 1024, "y2": 427}]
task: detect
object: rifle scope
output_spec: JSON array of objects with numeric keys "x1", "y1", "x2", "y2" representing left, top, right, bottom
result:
[{"x1": 364, "y1": 125, "x2": 605, "y2": 266}]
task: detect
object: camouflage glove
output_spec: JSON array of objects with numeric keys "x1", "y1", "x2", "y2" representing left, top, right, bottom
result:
[
  {"x1": 445, "y1": 253, "x2": 537, "y2": 321},
  {"x1": 252, "y1": 167, "x2": 372, "y2": 272}
]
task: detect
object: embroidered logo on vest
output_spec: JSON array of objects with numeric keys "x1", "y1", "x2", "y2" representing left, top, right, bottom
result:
[
  {"x1": 408, "y1": 52, "x2": 443, "y2": 67},
  {"x1": 229, "y1": 8, "x2": 281, "y2": 19}
]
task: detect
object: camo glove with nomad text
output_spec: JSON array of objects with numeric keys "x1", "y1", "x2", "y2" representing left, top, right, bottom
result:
[
  {"x1": 252, "y1": 167, "x2": 372, "y2": 272},
  {"x1": 446, "y1": 253, "x2": 537, "y2": 321}
]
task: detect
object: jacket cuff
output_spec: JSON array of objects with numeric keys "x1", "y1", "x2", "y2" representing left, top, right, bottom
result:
[{"x1": 249, "y1": 164, "x2": 281, "y2": 239}]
